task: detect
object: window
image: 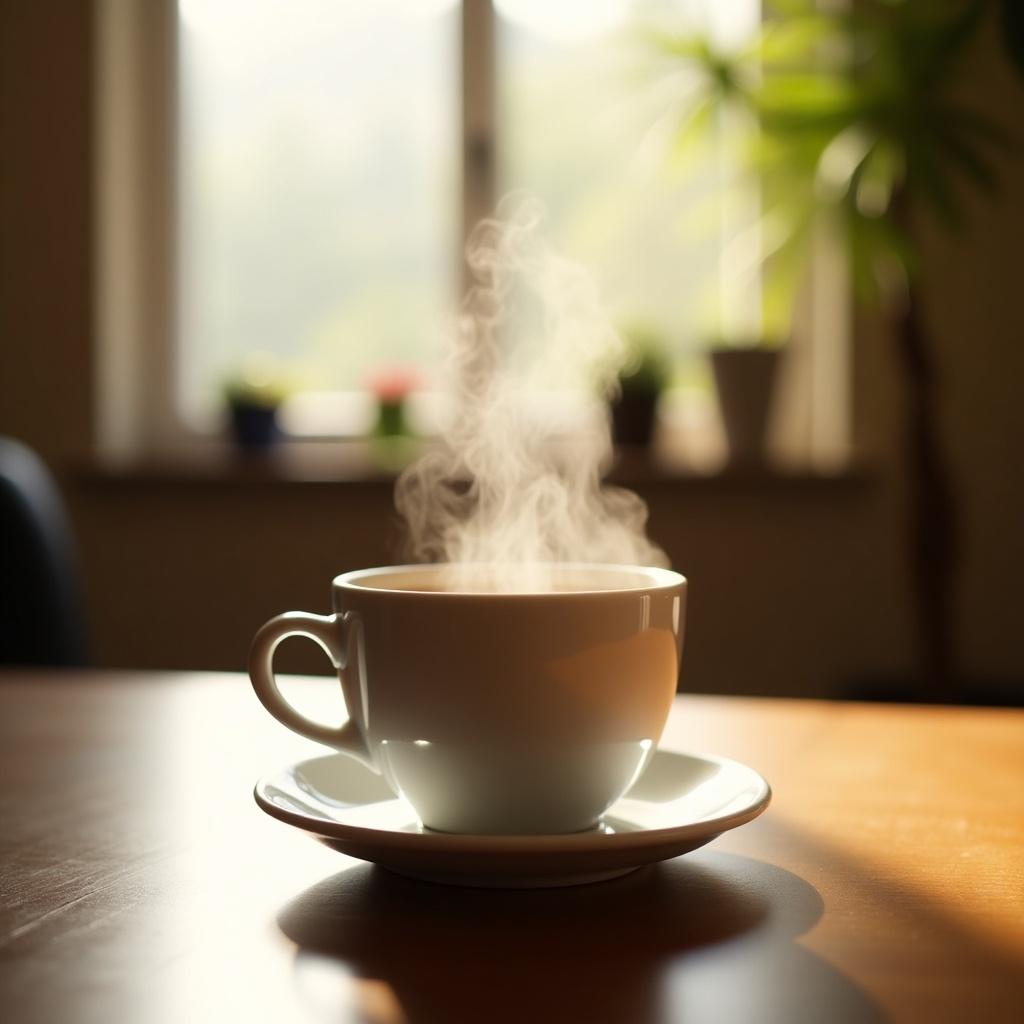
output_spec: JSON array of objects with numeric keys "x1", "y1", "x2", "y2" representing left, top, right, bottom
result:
[
  {"x1": 177, "y1": 0, "x2": 458, "y2": 431},
  {"x1": 494, "y1": 0, "x2": 762, "y2": 452},
  {"x1": 95, "y1": 0, "x2": 848, "y2": 466}
]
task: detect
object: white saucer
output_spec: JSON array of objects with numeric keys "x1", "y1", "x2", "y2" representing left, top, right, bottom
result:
[{"x1": 255, "y1": 748, "x2": 770, "y2": 888}]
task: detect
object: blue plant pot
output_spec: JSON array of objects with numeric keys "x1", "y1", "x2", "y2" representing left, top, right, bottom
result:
[{"x1": 229, "y1": 403, "x2": 280, "y2": 451}]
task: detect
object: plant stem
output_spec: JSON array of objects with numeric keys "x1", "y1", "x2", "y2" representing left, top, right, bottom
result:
[{"x1": 890, "y1": 191, "x2": 960, "y2": 702}]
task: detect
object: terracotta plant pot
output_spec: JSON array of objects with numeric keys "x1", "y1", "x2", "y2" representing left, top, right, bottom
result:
[{"x1": 710, "y1": 348, "x2": 781, "y2": 466}]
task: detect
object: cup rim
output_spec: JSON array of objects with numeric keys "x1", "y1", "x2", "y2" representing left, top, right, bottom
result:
[{"x1": 333, "y1": 562, "x2": 685, "y2": 597}]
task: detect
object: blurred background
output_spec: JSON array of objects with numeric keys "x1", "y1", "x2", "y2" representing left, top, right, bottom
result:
[{"x1": 1, "y1": 0, "x2": 1022, "y2": 702}]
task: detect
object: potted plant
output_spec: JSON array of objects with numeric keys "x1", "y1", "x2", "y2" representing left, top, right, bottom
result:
[
  {"x1": 610, "y1": 327, "x2": 672, "y2": 447},
  {"x1": 365, "y1": 367, "x2": 421, "y2": 472},
  {"x1": 368, "y1": 367, "x2": 419, "y2": 440},
  {"x1": 654, "y1": 0, "x2": 1024, "y2": 698},
  {"x1": 223, "y1": 356, "x2": 290, "y2": 452},
  {"x1": 709, "y1": 337, "x2": 786, "y2": 467}
]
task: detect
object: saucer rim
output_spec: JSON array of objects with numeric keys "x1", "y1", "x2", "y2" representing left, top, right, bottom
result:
[{"x1": 253, "y1": 750, "x2": 772, "y2": 852}]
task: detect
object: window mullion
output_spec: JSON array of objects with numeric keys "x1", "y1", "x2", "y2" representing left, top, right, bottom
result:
[{"x1": 460, "y1": 0, "x2": 496, "y2": 296}]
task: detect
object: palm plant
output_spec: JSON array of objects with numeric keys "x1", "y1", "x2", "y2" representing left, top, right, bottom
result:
[{"x1": 655, "y1": 0, "x2": 1024, "y2": 699}]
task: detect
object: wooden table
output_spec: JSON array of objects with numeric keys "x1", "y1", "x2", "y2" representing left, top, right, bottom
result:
[{"x1": 1, "y1": 671, "x2": 1022, "y2": 1023}]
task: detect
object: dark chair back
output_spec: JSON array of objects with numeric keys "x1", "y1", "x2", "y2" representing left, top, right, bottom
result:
[{"x1": 0, "y1": 437, "x2": 89, "y2": 666}]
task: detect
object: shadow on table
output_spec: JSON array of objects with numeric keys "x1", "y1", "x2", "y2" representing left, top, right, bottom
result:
[{"x1": 277, "y1": 850, "x2": 885, "y2": 1024}]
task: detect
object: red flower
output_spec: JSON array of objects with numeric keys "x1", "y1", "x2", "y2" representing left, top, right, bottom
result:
[{"x1": 368, "y1": 367, "x2": 419, "y2": 403}]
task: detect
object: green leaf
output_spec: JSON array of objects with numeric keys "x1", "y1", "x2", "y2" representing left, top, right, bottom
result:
[
  {"x1": 854, "y1": 140, "x2": 902, "y2": 218},
  {"x1": 645, "y1": 29, "x2": 711, "y2": 64},
  {"x1": 758, "y1": 73, "x2": 857, "y2": 114},
  {"x1": 757, "y1": 74, "x2": 862, "y2": 139},
  {"x1": 756, "y1": 14, "x2": 840, "y2": 67},
  {"x1": 763, "y1": 0, "x2": 821, "y2": 17},
  {"x1": 816, "y1": 126, "x2": 877, "y2": 203},
  {"x1": 846, "y1": 202, "x2": 912, "y2": 307},
  {"x1": 668, "y1": 95, "x2": 717, "y2": 161}
]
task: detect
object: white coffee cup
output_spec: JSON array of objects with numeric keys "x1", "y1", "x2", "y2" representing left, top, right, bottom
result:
[{"x1": 248, "y1": 563, "x2": 686, "y2": 835}]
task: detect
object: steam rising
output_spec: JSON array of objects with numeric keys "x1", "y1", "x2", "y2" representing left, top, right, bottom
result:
[{"x1": 396, "y1": 195, "x2": 667, "y2": 592}]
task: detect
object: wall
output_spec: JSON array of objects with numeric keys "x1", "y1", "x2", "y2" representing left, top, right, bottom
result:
[
  {"x1": 64, "y1": 469, "x2": 909, "y2": 698},
  {"x1": 921, "y1": 14, "x2": 1024, "y2": 684},
  {"x1": 0, "y1": 0, "x2": 94, "y2": 461},
  {"x1": 1, "y1": 1, "x2": 1020, "y2": 699}
]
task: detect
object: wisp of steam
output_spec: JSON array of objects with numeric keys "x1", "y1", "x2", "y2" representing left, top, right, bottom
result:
[{"x1": 395, "y1": 194, "x2": 668, "y2": 592}]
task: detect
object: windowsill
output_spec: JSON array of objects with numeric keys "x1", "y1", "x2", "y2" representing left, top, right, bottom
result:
[{"x1": 74, "y1": 439, "x2": 871, "y2": 490}]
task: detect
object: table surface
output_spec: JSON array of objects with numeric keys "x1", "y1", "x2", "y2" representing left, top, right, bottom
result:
[{"x1": 1, "y1": 671, "x2": 1022, "y2": 1024}]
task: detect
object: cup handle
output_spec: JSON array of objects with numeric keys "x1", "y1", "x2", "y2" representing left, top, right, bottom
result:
[{"x1": 248, "y1": 610, "x2": 376, "y2": 771}]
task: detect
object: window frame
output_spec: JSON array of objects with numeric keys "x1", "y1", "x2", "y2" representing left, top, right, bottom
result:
[{"x1": 94, "y1": 0, "x2": 850, "y2": 469}]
